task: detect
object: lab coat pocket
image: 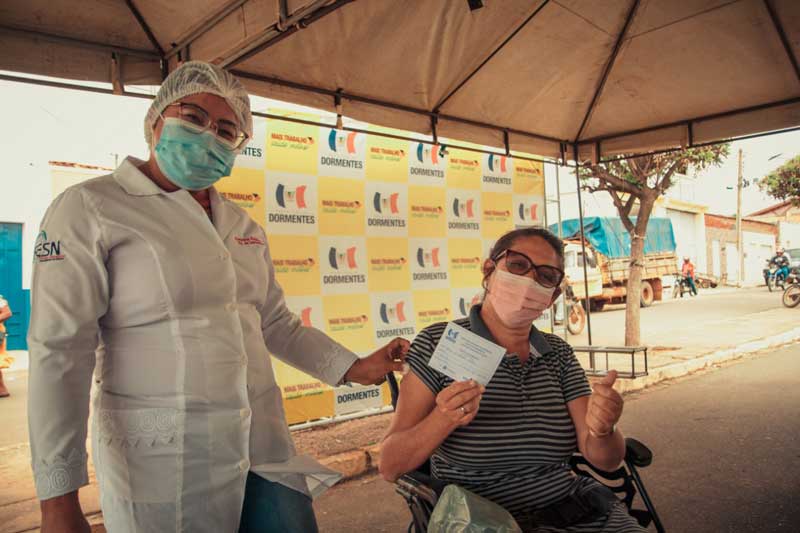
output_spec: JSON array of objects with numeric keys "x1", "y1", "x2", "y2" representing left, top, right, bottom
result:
[{"x1": 95, "y1": 407, "x2": 180, "y2": 503}]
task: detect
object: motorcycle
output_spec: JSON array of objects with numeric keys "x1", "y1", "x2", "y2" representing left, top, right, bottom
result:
[
  {"x1": 672, "y1": 275, "x2": 698, "y2": 298},
  {"x1": 764, "y1": 260, "x2": 787, "y2": 292},
  {"x1": 782, "y1": 267, "x2": 800, "y2": 308}
]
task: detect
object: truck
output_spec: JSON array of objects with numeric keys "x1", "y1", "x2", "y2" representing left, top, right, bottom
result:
[{"x1": 550, "y1": 217, "x2": 680, "y2": 312}]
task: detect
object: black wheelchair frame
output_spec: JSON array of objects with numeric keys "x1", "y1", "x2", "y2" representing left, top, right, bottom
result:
[{"x1": 386, "y1": 373, "x2": 665, "y2": 532}]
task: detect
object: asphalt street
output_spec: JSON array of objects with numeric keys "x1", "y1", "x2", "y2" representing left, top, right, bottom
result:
[{"x1": 561, "y1": 285, "x2": 782, "y2": 347}]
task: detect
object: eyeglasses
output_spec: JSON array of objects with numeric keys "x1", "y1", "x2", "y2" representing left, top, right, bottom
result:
[
  {"x1": 493, "y1": 249, "x2": 565, "y2": 288},
  {"x1": 163, "y1": 103, "x2": 249, "y2": 150}
]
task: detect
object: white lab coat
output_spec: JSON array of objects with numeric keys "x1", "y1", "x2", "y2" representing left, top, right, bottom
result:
[{"x1": 28, "y1": 157, "x2": 358, "y2": 532}]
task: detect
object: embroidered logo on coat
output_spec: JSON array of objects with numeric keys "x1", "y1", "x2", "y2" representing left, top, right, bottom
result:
[
  {"x1": 34, "y1": 231, "x2": 65, "y2": 262},
  {"x1": 234, "y1": 236, "x2": 266, "y2": 246}
]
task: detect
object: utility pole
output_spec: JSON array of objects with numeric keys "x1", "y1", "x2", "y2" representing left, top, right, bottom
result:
[{"x1": 736, "y1": 148, "x2": 743, "y2": 287}]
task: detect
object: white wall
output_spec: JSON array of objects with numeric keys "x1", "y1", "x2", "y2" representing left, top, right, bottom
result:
[
  {"x1": 0, "y1": 162, "x2": 52, "y2": 290},
  {"x1": 661, "y1": 207, "x2": 707, "y2": 273},
  {"x1": 743, "y1": 231, "x2": 775, "y2": 284},
  {"x1": 779, "y1": 222, "x2": 800, "y2": 249},
  {"x1": 0, "y1": 164, "x2": 106, "y2": 290}
]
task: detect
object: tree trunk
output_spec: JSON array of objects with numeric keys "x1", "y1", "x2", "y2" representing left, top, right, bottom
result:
[{"x1": 624, "y1": 195, "x2": 655, "y2": 346}]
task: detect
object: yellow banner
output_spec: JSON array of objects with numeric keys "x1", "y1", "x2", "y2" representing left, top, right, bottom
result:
[
  {"x1": 223, "y1": 110, "x2": 547, "y2": 425},
  {"x1": 366, "y1": 127, "x2": 409, "y2": 182},
  {"x1": 408, "y1": 185, "x2": 446, "y2": 238},
  {"x1": 267, "y1": 234, "x2": 320, "y2": 296},
  {"x1": 266, "y1": 109, "x2": 319, "y2": 176},
  {"x1": 513, "y1": 159, "x2": 545, "y2": 195},
  {"x1": 447, "y1": 146, "x2": 482, "y2": 190},
  {"x1": 318, "y1": 177, "x2": 366, "y2": 236},
  {"x1": 217, "y1": 167, "x2": 267, "y2": 226},
  {"x1": 413, "y1": 289, "x2": 453, "y2": 331},
  {"x1": 371, "y1": 291, "x2": 417, "y2": 344},
  {"x1": 448, "y1": 238, "x2": 484, "y2": 289},
  {"x1": 481, "y1": 192, "x2": 514, "y2": 238},
  {"x1": 513, "y1": 194, "x2": 545, "y2": 227},
  {"x1": 367, "y1": 237, "x2": 411, "y2": 292},
  {"x1": 323, "y1": 294, "x2": 374, "y2": 353}
]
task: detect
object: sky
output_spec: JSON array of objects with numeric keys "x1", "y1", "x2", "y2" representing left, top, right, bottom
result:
[{"x1": 0, "y1": 75, "x2": 797, "y2": 217}]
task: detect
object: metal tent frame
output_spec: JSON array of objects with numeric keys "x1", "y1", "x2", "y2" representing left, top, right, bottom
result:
[{"x1": 3, "y1": 0, "x2": 800, "y2": 351}]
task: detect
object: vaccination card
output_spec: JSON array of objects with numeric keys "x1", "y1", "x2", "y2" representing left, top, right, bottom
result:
[{"x1": 429, "y1": 322, "x2": 506, "y2": 385}]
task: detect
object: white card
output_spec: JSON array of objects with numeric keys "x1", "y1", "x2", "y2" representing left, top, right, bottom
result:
[{"x1": 429, "y1": 322, "x2": 506, "y2": 385}]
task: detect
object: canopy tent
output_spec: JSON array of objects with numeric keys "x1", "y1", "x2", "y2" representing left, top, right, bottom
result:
[
  {"x1": 2, "y1": 0, "x2": 799, "y2": 346},
  {"x1": 2, "y1": 0, "x2": 799, "y2": 162}
]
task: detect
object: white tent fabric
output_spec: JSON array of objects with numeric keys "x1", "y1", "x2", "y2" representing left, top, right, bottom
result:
[{"x1": 2, "y1": 0, "x2": 799, "y2": 160}]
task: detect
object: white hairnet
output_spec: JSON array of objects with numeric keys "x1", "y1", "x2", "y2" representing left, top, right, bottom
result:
[{"x1": 144, "y1": 61, "x2": 253, "y2": 149}]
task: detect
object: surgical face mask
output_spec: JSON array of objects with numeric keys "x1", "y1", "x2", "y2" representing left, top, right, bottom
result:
[
  {"x1": 486, "y1": 268, "x2": 555, "y2": 328},
  {"x1": 154, "y1": 117, "x2": 236, "y2": 191}
]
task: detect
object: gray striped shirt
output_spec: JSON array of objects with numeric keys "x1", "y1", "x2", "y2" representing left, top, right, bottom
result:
[{"x1": 406, "y1": 305, "x2": 594, "y2": 522}]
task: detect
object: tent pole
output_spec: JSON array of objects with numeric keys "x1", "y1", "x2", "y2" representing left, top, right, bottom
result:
[
  {"x1": 554, "y1": 163, "x2": 568, "y2": 339},
  {"x1": 573, "y1": 145, "x2": 593, "y2": 345}
]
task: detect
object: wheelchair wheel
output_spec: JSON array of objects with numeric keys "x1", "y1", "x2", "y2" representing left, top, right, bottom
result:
[{"x1": 782, "y1": 285, "x2": 800, "y2": 308}]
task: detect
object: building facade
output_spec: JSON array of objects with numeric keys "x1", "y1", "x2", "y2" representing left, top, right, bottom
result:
[{"x1": 704, "y1": 214, "x2": 778, "y2": 285}]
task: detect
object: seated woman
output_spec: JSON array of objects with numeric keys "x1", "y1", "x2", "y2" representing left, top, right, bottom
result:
[{"x1": 380, "y1": 227, "x2": 644, "y2": 532}]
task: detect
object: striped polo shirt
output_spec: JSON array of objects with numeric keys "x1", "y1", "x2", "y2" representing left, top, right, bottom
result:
[{"x1": 406, "y1": 305, "x2": 594, "y2": 522}]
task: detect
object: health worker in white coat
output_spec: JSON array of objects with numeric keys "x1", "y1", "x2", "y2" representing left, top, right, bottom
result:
[{"x1": 28, "y1": 61, "x2": 410, "y2": 533}]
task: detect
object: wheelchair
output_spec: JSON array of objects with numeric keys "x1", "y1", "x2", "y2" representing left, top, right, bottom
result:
[{"x1": 386, "y1": 373, "x2": 665, "y2": 532}]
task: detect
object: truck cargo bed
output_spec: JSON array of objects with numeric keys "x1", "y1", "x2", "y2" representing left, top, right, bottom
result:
[{"x1": 600, "y1": 251, "x2": 680, "y2": 285}]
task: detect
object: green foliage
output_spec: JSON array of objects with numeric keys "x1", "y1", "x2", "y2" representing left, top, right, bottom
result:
[
  {"x1": 577, "y1": 144, "x2": 730, "y2": 236},
  {"x1": 759, "y1": 155, "x2": 800, "y2": 204},
  {"x1": 579, "y1": 144, "x2": 730, "y2": 196}
]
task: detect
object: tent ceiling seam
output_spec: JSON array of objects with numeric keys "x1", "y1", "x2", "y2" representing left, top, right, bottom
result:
[
  {"x1": 230, "y1": 69, "x2": 567, "y2": 145},
  {"x1": 432, "y1": 0, "x2": 551, "y2": 113},
  {"x1": 219, "y1": 0, "x2": 354, "y2": 69},
  {"x1": 598, "y1": 124, "x2": 800, "y2": 163},
  {"x1": 574, "y1": 0, "x2": 641, "y2": 145},
  {"x1": 763, "y1": 0, "x2": 800, "y2": 85},
  {"x1": 553, "y1": 0, "x2": 612, "y2": 36},
  {"x1": 123, "y1": 0, "x2": 165, "y2": 57},
  {"x1": 627, "y1": 0, "x2": 740, "y2": 40},
  {"x1": 0, "y1": 24, "x2": 161, "y2": 60},
  {"x1": 579, "y1": 95, "x2": 800, "y2": 145},
  {"x1": 164, "y1": 0, "x2": 250, "y2": 60}
]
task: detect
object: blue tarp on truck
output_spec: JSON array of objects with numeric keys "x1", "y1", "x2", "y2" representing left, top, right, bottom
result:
[{"x1": 549, "y1": 217, "x2": 677, "y2": 259}]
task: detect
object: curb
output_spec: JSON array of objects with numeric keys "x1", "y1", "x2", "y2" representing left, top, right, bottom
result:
[
  {"x1": 323, "y1": 327, "x2": 800, "y2": 482},
  {"x1": 320, "y1": 444, "x2": 381, "y2": 481},
  {"x1": 612, "y1": 326, "x2": 800, "y2": 395}
]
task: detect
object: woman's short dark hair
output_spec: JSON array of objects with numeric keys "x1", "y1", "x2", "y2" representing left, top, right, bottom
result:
[{"x1": 482, "y1": 227, "x2": 565, "y2": 288}]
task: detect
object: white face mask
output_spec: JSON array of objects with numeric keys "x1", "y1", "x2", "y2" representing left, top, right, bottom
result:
[{"x1": 486, "y1": 268, "x2": 555, "y2": 328}]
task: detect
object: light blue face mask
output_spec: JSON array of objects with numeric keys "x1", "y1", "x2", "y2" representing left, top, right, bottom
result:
[{"x1": 154, "y1": 117, "x2": 237, "y2": 191}]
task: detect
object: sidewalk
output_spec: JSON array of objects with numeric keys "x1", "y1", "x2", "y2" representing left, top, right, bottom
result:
[{"x1": 2, "y1": 288, "x2": 797, "y2": 532}]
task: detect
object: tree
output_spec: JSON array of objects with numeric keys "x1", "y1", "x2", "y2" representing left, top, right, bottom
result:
[
  {"x1": 579, "y1": 145, "x2": 730, "y2": 346},
  {"x1": 759, "y1": 155, "x2": 800, "y2": 204}
]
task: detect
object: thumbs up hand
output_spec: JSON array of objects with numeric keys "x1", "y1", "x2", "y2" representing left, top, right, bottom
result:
[{"x1": 586, "y1": 370, "x2": 623, "y2": 439}]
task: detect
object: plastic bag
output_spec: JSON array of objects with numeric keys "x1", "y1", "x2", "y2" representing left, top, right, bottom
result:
[{"x1": 428, "y1": 485, "x2": 522, "y2": 533}]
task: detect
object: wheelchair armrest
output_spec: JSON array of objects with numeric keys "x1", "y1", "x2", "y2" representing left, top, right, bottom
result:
[
  {"x1": 624, "y1": 437, "x2": 653, "y2": 468},
  {"x1": 403, "y1": 469, "x2": 449, "y2": 497}
]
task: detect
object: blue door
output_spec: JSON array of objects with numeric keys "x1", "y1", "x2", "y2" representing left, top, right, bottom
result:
[{"x1": 0, "y1": 223, "x2": 29, "y2": 350}]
